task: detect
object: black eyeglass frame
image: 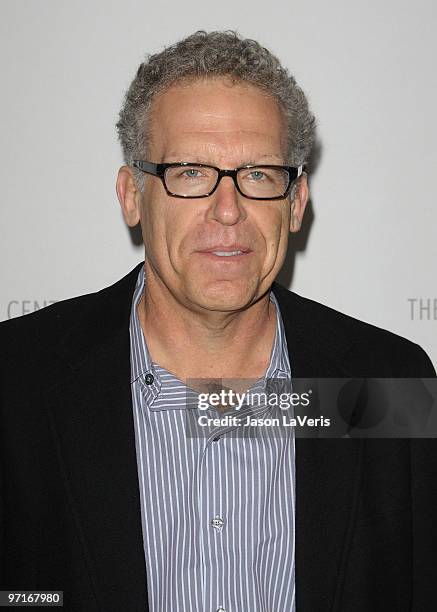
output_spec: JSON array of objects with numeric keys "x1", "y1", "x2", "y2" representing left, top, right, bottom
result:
[{"x1": 132, "y1": 160, "x2": 304, "y2": 200}]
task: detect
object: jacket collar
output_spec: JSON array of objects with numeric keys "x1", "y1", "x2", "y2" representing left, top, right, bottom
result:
[{"x1": 57, "y1": 261, "x2": 354, "y2": 378}]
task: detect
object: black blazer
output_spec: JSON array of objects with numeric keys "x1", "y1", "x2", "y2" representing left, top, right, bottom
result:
[{"x1": 1, "y1": 262, "x2": 436, "y2": 612}]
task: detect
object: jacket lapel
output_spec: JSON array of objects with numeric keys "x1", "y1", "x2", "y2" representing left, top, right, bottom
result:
[
  {"x1": 45, "y1": 263, "x2": 148, "y2": 611},
  {"x1": 272, "y1": 282, "x2": 363, "y2": 612}
]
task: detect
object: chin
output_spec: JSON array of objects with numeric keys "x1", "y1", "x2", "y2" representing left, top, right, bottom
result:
[{"x1": 191, "y1": 279, "x2": 259, "y2": 312}]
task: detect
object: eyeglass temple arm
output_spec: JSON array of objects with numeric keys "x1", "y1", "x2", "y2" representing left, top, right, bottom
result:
[
  {"x1": 133, "y1": 160, "x2": 162, "y2": 175},
  {"x1": 297, "y1": 165, "x2": 304, "y2": 177}
]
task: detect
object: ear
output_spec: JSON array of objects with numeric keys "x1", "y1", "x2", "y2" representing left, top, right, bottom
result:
[
  {"x1": 289, "y1": 172, "x2": 309, "y2": 233},
  {"x1": 116, "y1": 165, "x2": 141, "y2": 227}
]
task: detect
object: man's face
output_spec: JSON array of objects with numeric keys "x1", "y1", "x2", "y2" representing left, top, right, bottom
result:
[{"x1": 134, "y1": 77, "x2": 305, "y2": 312}]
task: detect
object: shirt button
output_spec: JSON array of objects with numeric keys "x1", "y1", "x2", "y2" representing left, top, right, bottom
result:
[
  {"x1": 144, "y1": 373, "x2": 154, "y2": 385},
  {"x1": 211, "y1": 516, "x2": 224, "y2": 531}
]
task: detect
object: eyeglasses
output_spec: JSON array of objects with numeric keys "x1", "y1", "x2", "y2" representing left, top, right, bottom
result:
[{"x1": 132, "y1": 160, "x2": 304, "y2": 200}]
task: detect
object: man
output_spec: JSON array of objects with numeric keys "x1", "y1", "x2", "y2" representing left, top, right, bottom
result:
[{"x1": 1, "y1": 30, "x2": 435, "y2": 612}]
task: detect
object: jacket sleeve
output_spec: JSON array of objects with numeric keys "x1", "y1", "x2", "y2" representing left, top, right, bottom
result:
[
  {"x1": 0, "y1": 327, "x2": 4, "y2": 584},
  {"x1": 409, "y1": 343, "x2": 437, "y2": 610}
]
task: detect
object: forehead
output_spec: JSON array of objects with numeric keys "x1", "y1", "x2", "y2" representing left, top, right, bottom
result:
[{"x1": 147, "y1": 77, "x2": 286, "y2": 161}]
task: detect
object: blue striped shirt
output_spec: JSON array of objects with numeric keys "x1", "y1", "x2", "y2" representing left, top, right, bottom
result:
[{"x1": 129, "y1": 264, "x2": 296, "y2": 612}]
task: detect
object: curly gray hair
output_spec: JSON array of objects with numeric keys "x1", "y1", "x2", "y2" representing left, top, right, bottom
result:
[{"x1": 116, "y1": 30, "x2": 316, "y2": 191}]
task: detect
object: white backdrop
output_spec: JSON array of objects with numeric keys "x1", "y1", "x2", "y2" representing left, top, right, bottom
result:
[{"x1": 1, "y1": 0, "x2": 436, "y2": 366}]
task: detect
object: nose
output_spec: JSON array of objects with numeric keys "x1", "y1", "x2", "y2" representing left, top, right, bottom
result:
[{"x1": 207, "y1": 175, "x2": 246, "y2": 226}]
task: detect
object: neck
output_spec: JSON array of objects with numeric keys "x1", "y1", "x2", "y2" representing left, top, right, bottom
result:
[{"x1": 136, "y1": 261, "x2": 277, "y2": 381}]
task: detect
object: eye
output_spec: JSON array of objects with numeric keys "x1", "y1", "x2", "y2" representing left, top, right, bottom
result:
[
  {"x1": 183, "y1": 168, "x2": 202, "y2": 178},
  {"x1": 248, "y1": 170, "x2": 266, "y2": 181}
]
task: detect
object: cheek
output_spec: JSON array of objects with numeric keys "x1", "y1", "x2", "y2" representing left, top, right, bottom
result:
[
  {"x1": 139, "y1": 191, "x2": 172, "y2": 263},
  {"x1": 253, "y1": 204, "x2": 289, "y2": 258},
  {"x1": 141, "y1": 194, "x2": 198, "y2": 265}
]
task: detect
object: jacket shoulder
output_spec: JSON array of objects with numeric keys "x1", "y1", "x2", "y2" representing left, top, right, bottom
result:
[
  {"x1": 0, "y1": 263, "x2": 142, "y2": 340},
  {"x1": 0, "y1": 263, "x2": 143, "y2": 383},
  {"x1": 272, "y1": 282, "x2": 436, "y2": 377},
  {"x1": 0, "y1": 287, "x2": 99, "y2": 343}
]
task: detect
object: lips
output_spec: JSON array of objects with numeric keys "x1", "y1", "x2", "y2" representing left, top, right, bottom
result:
[
  {"x1": 197, "y1": 245, "x2": 252, "y2": 256},
  {"x1": 211, "y1": 250, "x2": 244, "y2": 257}
]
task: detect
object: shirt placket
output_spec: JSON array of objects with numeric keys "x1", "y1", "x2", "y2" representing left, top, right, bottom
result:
[{"x1": 197, "y1": 431, "x2": 231, "y2": 612}]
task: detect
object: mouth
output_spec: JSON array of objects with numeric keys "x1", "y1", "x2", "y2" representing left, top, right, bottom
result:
[
  {"x1": 210, "y1": 250, "x2": 245, "y2": 257},
  {"x1": 196, "y1": 245, "x2": 252, "y2": 260}
]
